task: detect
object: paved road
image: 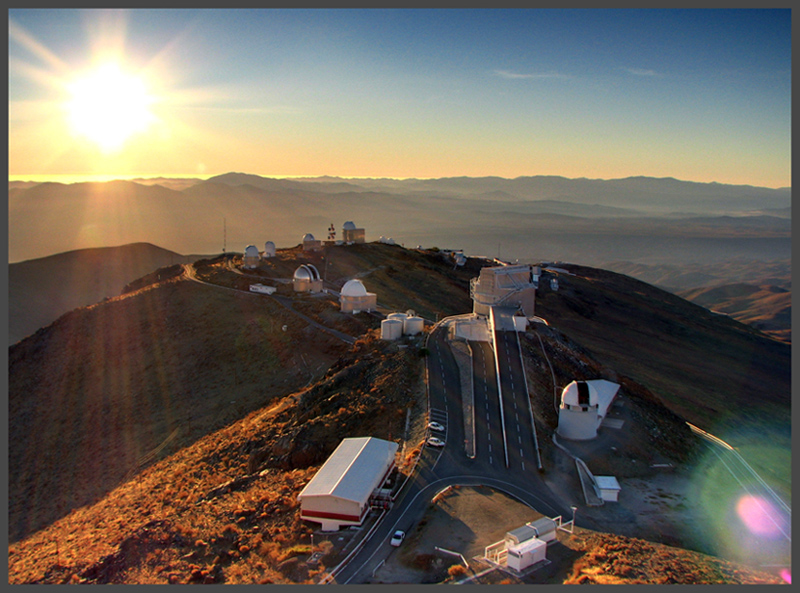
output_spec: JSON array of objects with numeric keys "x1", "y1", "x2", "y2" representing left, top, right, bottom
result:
[{"x1": 332, "y1": 322, "x2": 565, "y2": 584}]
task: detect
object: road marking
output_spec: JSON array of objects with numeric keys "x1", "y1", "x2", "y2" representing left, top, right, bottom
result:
[
  {"x1": 522, "y1": 462, "x2": 525, "y2": 471},
  {"x1": 519, "y1": 448, "x2": 524, "y2": 457}
]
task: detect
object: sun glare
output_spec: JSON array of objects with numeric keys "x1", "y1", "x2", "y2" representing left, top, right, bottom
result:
[{"x1": 65, "y1": 62, "x2": 155, "y2": 152}]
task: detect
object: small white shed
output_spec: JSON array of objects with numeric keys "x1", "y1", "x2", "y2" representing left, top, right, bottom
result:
[
  {"x1": 595, "y1": 476, "x2": 621, "y2": 502},
  {"x1": 506, "y1": 536, "x2": 547, "y2": 572}
]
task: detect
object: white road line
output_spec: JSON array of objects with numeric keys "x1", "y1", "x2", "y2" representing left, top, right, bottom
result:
[
  {"x1": 519, "y1": 448, "x2": 523, "y2": 457},
  {"x1": 518, "y1": 436, "x2": 522, "y2": 444},
  {"x1": 522, "y1": 462, "x2": 525, "y2": 471}
]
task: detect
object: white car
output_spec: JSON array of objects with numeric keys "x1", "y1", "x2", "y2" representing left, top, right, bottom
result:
[
  {"x1": 427, "y1": 421, "x2": 445, "y2": 432},
  {"x1": 390, "y1": 530, "x2": 405, "y2": 547},
  {"x1": 426, "y1": 437, "x2": 445, "y2": 447}
]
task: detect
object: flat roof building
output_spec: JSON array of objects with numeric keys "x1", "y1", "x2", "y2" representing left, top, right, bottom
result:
[{"x1": 297, "y1": 437, "x2": 398, "y2": 531}]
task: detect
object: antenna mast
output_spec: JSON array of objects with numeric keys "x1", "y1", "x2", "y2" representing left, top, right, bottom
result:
[{"x1": 223, "y1": 217, "x2": 227, "y2": 253}]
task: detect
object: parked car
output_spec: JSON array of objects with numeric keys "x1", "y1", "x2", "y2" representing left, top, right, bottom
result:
[
  {"x1": 390, "y1": 530, "x2": 405, "y2": 547},
  {"x1": 426, "y1": 437, "x2": 445, "y2": 447},
  {"x1": 427, "y1": 421, "x2": 445, "y2": 432}
]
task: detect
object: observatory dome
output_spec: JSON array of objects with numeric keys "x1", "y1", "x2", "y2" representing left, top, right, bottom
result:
[
  {"x1": 303, "y1": 233, "x2": 316, "y2": 242},
  {"x1": 341, "y1": 279, "x2": 368, "y2": 297},
  {"x1": 294, "y1": 264, "x2": 321, "y2": 282},
  {"x1": 244, "y1": 245, "x2": 260, "y2": 257},
  {"x1": 264, "y1": 241, "x2": 276, "y2": 255},
  {"x1": 561, "y1": 381, "x2": 598, "y2": 407},
  {"x1": 343, "y1": 221, "x2": 357, "y2": 231}
]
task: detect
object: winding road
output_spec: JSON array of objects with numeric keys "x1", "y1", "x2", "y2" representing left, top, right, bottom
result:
[{"x1": 330, "y1": 321, "x2": 567, "y2": 584}]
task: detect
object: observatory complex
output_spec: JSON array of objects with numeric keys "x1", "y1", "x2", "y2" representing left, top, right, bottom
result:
[
  {"x1": 293, "y1": 264, "x2": 323, "y2": 293},
  {"x1": 339, "y1": 279, "x2": 377, "y2": 314},
  {"x1": 471, "y1": 264, "x2": 540, "y2": 318},
  {"x1": 302, "y1": 233, "x2": 322, "y2": 252},
  {"x1": 342, "y1": 221, "x2": 365, "y2": 244},
  {"x1": 556, "y1": 380, "x2": 620, "y2": 441},
  {"x1": 243, "y1": 244, "x2": 260, "y2": 269}
]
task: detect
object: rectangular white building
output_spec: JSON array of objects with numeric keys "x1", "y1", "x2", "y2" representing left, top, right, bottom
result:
[
  {"x1": 471, "y1": 264, "x2": 539, "y2": 317},
  {"x1": 297, "y1": 437, "x2": 398, "y2": 531}
]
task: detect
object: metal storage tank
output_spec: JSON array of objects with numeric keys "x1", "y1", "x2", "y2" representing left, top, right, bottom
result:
[
  {"x1": 381, "y1": 318, "x2": 404, "y2": 340},
  {"x1": 387, "y1": 312, "x2": 408, "y2": 322},
  {"x1": 403, "y1": 316, "x2": 424, "y2": 336}
]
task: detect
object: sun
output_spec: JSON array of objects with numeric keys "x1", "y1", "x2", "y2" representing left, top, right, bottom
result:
[{"x1": 65, "y1": 62, "x2": 156, "y2": 153}]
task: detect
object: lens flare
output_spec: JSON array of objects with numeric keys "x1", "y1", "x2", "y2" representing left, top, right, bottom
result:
[
  {"x1": 736, "y1": 495, "x2": 782, "y2": 538},
  {"x1": 779, "y1": 569, "x2": 791, "y2": 584}
]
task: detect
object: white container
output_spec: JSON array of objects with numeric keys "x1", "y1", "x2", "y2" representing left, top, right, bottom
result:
[
  {"x1": 387, "y1": 312, "x2": 408, "y2": 322},
  {"x1": 381, "y1": 319, "x2": 404, "y2": 340},
  {"x1": 403, "y1": 316, "x2": 424, "y2": 336}
]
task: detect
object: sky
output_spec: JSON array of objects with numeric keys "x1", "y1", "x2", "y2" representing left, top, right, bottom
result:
[{"x1": 7, "y1": 8, "x2": 792, "y2": 188}]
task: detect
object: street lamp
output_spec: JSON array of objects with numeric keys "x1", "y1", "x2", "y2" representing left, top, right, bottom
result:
[
  {"x1": 570, "y1": 506, "x2": 578, "y2": 533},
  {"x1": 311, "y1": 533, "x2": 314, "y2": 551}
]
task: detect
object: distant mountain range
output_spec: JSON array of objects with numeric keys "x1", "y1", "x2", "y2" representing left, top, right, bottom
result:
[{"x1": 8, "y1": 173, "x2": 790, "y2": 264}]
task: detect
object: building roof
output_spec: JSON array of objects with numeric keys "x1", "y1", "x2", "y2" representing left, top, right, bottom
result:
[
  {"x1": 562, "y1": 380, "x2": 619, "y2": 414},
  {"x1": 294, "y1": 264, "x2": 321, "y2": 282},
  {"x1": 298, "y1": 437, "x2": 398, "y2": 505},
  {"x1": 507, "y1": 517, "x2": 557, "y2": 543},
  {"x1": 244, "y1": 244, "x2": 260, "y2": 257},
  {"x1": 303, "y1": 233, "x2": 316, "y2": 242},
  {"x1": 343, "y1": 221, "x2": 356, "y2": 230},
  {"x1": 341, "y1": 279, "x2": 368, "y2": 297},
  {"x1": 595, "y1": 475, "x2": 621, "y2": 491}
]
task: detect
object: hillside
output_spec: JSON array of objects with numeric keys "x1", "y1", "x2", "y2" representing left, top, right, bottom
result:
[
  {"x1": 677, "y1": 283, "x2": 791, "y2": 343},
  {"x1": 7, "y1": 242, "x2": 791, "y2": 583},
  {"x1": 8, "y1": 243, "x2": 197, "y2": 346},
  {"x1": 533, "y1": 263, "x2": 791, "y2": 498},
  {"x1": 7, "y1": 243, "x2": 479, "y2": 543}
]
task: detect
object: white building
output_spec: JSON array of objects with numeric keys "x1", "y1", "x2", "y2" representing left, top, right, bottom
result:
[
  {"x1": 243, "y1": 244, "x2": 261, "y2": 269},
  {"x1": 342, "y1": 221, "x2": 365, "y2": 244},
  {"x1": 506, "y1": 537, "x2": 547, "y2": 572},
  {"x1": 293, "y1": 264, "x2": 323, "y2": 293},
  {"x1": 297, "y1": 437, "x2": 398, "y2": 531},
  {"x1": 595, "y1": 476, "x2": 621, "y2": 502},
  {"x1": 302, "y1": 233, "x2": 322, "y2": 252},
  {"x1": 340, "y1": 279, "x2": 377, "y2": 313},
  {"x1": 471, "y1": 264, "x2": 540, "y2": 317},
  {"x1": 249, "y1": 283, "x2": 276, "y2": 295},
  {"x1": 556, "y1": 380, "x2": 620, "y2": 441},
  {"x1": 263, "y1": 241, "x2": 276, "y2": 258}
]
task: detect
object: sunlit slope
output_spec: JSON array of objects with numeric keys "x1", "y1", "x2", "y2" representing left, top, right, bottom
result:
[
  {"x1": 7, "y1": 276, "x2": 348, "y2": 542},
  {"x1": 8, "y1": 242, "x2": 195, "y2": 345},
  {"x1": 534, "y1": 263, "x2": 790, "y2": 447},
  {"x1": 6, "y1": 243, "x2": 478, "y2": 543}
]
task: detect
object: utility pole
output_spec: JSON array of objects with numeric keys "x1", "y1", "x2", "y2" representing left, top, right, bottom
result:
[{"x1": 223, "y1": 217, "x2": 227, "y2": 254}]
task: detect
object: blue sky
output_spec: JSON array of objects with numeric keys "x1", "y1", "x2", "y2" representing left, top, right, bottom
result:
[{"x1": 8, "y1": 8, "x2": 791, "y2": 187}]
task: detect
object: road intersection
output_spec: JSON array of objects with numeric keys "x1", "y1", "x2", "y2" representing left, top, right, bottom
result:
[{"x1": 331, "y1": 319, "x2": 568, "y2": 584}]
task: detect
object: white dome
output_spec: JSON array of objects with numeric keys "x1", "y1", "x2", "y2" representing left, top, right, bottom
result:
[
  {"x1": 341, "y1": 279, "x2": 368, "y2": 297},
  {"x1": 244, "y1": 244, "x2": 260, "y2": 257},
  {"x1": 561, "y1": 381, "x2": 598, "y2": 407},
  {"x1": 303, "y1": 233, "x2": 315, "y2": 242},
  {"x1": 294, "y1": 264, "x2": 321, "y2": 282},
  {"x1": 343, "y1": 221, "x2": 357, "y2": 231}
]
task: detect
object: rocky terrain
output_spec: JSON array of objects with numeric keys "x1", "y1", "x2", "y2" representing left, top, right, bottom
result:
[{"x1": 7, "y1": 242, "x2": 792, "y2": 584}]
